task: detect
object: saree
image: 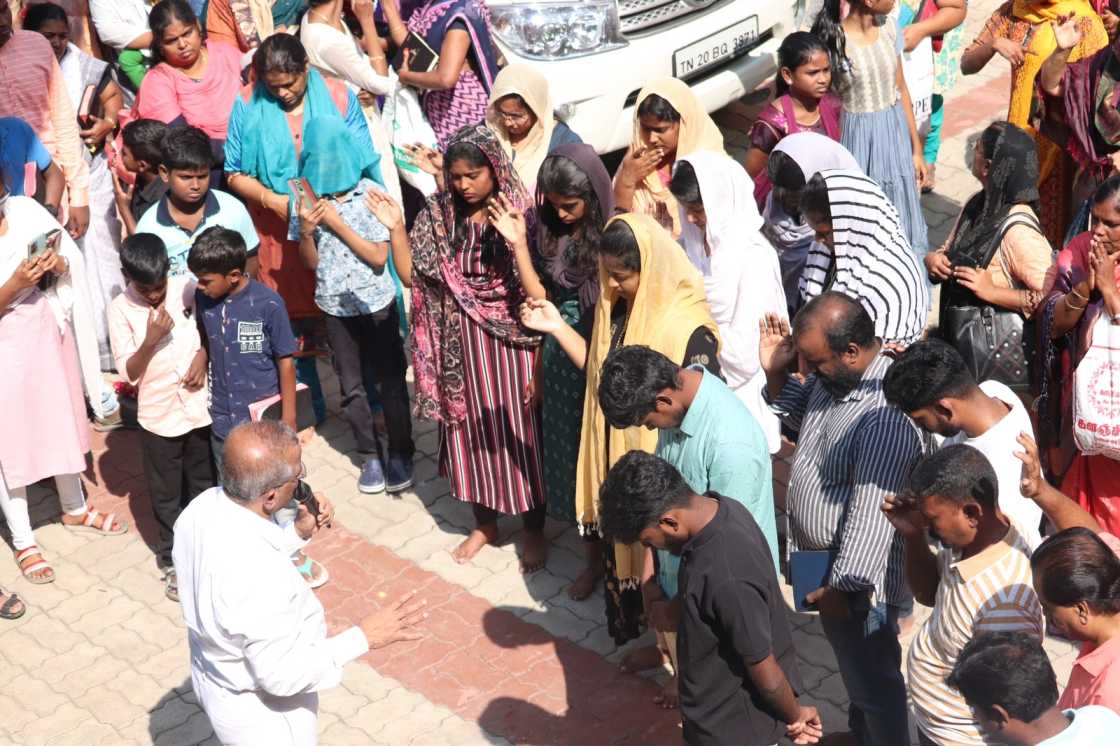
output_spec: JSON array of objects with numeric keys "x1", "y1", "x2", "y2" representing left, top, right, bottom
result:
[
  {"x1": 1038, "y1": 232, "x2": 1120, "y2": 531},
  {"x1": 622, "y1": 77, "x2": 724, "y2": 238},
  {"x1": 972, "y1": 0, "x2": 1107, "y2": 242},
  {"x1": 407, "y1": 124, "x2": 538, "y2": 424},
  {"x1": 408, "y1": 0, "x2": 501, "y2": 148},
  {"x1": 534, "y1": 143, "x2": 612, "y2": 523},
  {"x1": 574, "y1": 213, "x2": 719, "y2": 588},
  {"x1": 676, "y1": 150, "x2": 786, "y2": 453},
  {"x1": 486, "y1": 64, "x2": 556, "y2": 192}
]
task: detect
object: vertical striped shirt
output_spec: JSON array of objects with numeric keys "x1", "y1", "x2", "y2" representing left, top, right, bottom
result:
[
  {"x1": 770, "y1": 353, "x2": 922, "y2": 606},
  {"x1": 800, "y1": 170, "x2": 929, "y2": 345},
  {"x1": 908, "y1": 524, "x2": 1043, "y2": 745},
  {"x1": 0, "y1": 30, "x2": 89, "y2": 206}
]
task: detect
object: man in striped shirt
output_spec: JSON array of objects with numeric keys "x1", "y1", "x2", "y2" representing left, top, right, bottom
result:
[
  {"x1": 760, "y1": 291, "x2": 922, "y2": 746},
  {"x1": 882, "y1": 445, "x2": 1043, "y2": 745}
]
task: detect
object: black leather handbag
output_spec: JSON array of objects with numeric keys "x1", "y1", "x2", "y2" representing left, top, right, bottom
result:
[{"x1": 939, "y1": 212, "x2": 1040, "y2": 394}]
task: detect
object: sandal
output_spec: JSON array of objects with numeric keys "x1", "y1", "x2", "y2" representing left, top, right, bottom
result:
[
  {"x1": 0, "y1": 589, "x2": 25, "y2": 620},
  {"x1": 295, "y1": 555, "x2": 330, "y2": 589},
  {"x1": 63, "y1": 509, "x2": 128, "y2": 536},
  {"x1": 15, "y1": 546, "x2": 54, "y2": 585}
]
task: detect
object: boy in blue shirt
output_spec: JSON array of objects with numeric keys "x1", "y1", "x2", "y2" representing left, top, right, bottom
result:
[
  {"x1": 138, "y1": 126, "x2": 258, "y2": 276},
  {"x1": 189, "y1": 227, "x2": 328, "y2": 587}
]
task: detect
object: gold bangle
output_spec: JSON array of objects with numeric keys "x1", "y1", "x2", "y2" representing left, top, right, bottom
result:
[
  {"x1": 370, "y1": 54, "x2": 386, "y2": 61},
  {"x1": 1065, "y1": 295, "x2": 1088, "y2": 311},
  {"x1": 1070, "y1": 286, "x2": 1089, "y2": 301}
]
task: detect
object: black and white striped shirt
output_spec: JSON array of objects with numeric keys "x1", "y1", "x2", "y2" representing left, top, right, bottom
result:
[
  {"x1": 800, "y1": 170, "x2": 930, "y2": 346},
  {"x1": 770, "y1": 354, "x2": 922, "y2": 607}
]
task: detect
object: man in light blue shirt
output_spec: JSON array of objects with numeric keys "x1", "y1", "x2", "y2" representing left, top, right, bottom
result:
[
  {"x1": 948, "y1": 631, "x2": 1120, "y2": 745},
  {"x1": 597, "y1": 344, "x2": 776, "y2": 704}
]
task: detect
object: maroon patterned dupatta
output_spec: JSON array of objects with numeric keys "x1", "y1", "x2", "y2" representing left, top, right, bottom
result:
[{"x1": 408, "y1": 124, "x2": 540, "y2": 424}]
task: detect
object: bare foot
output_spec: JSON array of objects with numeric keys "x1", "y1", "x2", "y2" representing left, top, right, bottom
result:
[
  {"x1": 452, "y1": 525, "x2": 498, "y2": 564},
  {"x1": 653, "y1": 675, "x2": 679, "y2": 709},
  {"x1": 519, "y1": 530, "x2": 548, "y2": 574},
  {"x1": 567, "y1": 565, "x2": 601, "y2": 600},
  {"x1": 619, "y1": 644, "x2": 666, "y2": 674}
]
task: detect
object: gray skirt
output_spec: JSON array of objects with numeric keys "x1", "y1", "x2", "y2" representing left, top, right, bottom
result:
[{"x1": 841, "y1": 103, "x2": 929, "y2": 255}]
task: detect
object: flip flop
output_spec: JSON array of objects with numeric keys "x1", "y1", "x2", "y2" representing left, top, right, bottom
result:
[{"x1": 295, "y1": 556, "x2": 330, "y2": 589}]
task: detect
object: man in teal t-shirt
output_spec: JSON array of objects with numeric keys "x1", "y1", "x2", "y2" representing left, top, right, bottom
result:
[{"x1": 597, "y1": 344, "x2": 777, "y2": 705}]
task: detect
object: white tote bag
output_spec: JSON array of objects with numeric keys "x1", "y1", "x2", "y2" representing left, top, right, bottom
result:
[
  {"x1": 384, "y1": 86, "x2": 439, "y2": 196},
  {"x1": 902, "y1": 36, "x2": 934, "y2": 138},
  {"x1": 1072, "y1": 312, "x2": 1120, "y2": 460}
]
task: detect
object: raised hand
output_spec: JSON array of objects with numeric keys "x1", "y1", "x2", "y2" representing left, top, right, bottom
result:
[
  {"x1": 880, "y1": 492, "x2": 927, "y2": 540},
  {"x1": 758, "y1": 312, "x2": 796, "y2": 376},
  {"x1": 1089, "y1": 241, "x2": 1119, "y2": 298},
  {"x1": 365, "y1": 189, "x2": 404, "y2": 232},
  {"x1": 992, "y1": 36, "x2": 1026, "y2": 66},
  {"x1": 487, "y1": 193, "x2": 528, "y2": 247},
  {"x1": 1013, "y1": 431, "x2": 1044, "y2": 501},
  {"x1": 519, "y1": 298, "x2": 564, "y2": 334},
  {"x1": 619, "y1": 145, "x2": 663, "y2": 188},
  {"x1": 1052, "y1": 12, "x2": 1084, "y2": 52},
  {"x1": 359, "y1": 590, "x2": 427, "y2": 649},
  {"x1": 143, "y1": 306, "x2": 174, "y2": 348},
  {"x1": 404, "y1": 144, "x2": 444, "y2": 176}
]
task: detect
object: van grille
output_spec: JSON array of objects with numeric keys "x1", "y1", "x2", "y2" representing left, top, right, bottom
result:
[{"x1": 618, "y1": 0, "x2": 723, "y2": 35}]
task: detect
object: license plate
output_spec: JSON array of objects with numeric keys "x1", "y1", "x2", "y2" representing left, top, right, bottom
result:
[{"x1": 673, "y1": 17, "x2": 759, "y2": 79}]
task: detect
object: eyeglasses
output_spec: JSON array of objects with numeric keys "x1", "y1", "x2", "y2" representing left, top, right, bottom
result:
[
  {"x1": 496, "y1": 110, "x2": 529, "y2": 124},
  {"x1": 269, "y1": 461, "x2": 307, "y2": 493}
]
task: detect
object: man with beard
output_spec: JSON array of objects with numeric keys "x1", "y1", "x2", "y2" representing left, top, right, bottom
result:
[
  {"x1": 597, "y1": 451, "x2": 822, "y2": 746},
  {"x1": 883, "y1": 339, "x2": 1043, "y2": 550},
  {"x1": 758, "y1": 291, "x2": 921, "y2": 746},
  {"x1": 882, "y1": 445, "x2": 1043, "y2": 745}
]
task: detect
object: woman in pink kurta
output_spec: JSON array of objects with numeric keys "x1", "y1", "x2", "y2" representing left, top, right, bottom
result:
[
  {"x1": 0, "y1": 195, "x2": 127, "y2": 588},
  {"x1": 135, "y1": 0, "x2": 242, "y2": 143}
]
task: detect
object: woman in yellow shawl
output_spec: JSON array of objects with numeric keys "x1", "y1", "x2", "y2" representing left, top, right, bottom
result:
[
  {"x1": 485, "y1": 63, "x2": 583, "y2": 192},
  {"x1": 520, "y1": 213, "x2": 719, "y2": 644},
  {"x1": 961, "y1": 0, "x2": 1107, "y2": 244},
  {"x1": 612, "y1": 78, "x2": 725, "y2": 239}
]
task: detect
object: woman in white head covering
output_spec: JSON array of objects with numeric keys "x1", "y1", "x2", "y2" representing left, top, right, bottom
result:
[
  {"x1": 763, "y1": 132, "x2": 860, "y2": 316},
  {"x1": 670, "y1": 151, "x2": 787, "y2": 453}
]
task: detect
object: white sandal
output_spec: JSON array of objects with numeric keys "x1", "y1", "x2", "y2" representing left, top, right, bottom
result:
[{"x1": 64, "y1": 509, "x2": 128, "y2": 536}]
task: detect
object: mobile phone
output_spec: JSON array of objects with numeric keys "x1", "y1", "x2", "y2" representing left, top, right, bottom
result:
[
  {"x1": 287, "y1": 178, "x2": 318, "y2": 212},
  {"x1": 294, "y1": 479, "x2": 320, "y2": 519},
  {"x1": 28, "y1": 228, "x2": 63, "y2": 262}
]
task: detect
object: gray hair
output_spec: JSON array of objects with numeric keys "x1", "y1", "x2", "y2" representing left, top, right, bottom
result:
[{"x1": 221, "y1": 420, "x2": 299, "y2": 502}]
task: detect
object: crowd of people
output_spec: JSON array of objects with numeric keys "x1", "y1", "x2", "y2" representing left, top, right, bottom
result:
[{"x1": 2, "y1": 0, "x2": 1120, "y2": 743}]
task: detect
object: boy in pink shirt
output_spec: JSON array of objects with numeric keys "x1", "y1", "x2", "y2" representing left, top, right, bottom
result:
[{"x1": 108, "y1": 233, "x2": 213, "y2": 602}]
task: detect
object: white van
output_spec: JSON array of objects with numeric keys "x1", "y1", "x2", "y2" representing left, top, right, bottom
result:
[{"x1": 488, "y1": 0, "x2": 804, "y2": 153}]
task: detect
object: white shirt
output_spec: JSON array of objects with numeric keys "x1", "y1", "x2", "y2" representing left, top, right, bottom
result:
[
  {"x1": 1040, "y1": 706, "x2": 1120, "y2": 744},
  {"x1": 944, "y1": 380, "x2": 1043, "y2": 550},
  {"x1": 173, "y1": 487, "x2": 368, "y2": 696},
  {"x1": 89, "y1": 0, "x2": 152, "y2": 52}
]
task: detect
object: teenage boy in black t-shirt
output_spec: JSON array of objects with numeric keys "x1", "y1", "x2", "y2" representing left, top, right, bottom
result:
[{"x1": 598, "y1": 451, "x2": 821, "y2": 746}]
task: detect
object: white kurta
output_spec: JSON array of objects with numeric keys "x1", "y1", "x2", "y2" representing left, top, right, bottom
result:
[{"x1": 173, "y1": 488, "x2": 369, "y2": 745}]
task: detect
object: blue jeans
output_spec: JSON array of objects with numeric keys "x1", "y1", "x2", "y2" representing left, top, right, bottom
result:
[{"x1": 819, "y1": 599, "x2": 909, "y2": 746}]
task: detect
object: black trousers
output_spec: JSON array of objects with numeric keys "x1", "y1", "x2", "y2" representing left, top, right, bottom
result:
[
  {"x1": 324, "y1": 304, "x2": 414, "y2": 459},
  {"x1": 140, "y1": 425, "x2": 215, "y2": 568}
]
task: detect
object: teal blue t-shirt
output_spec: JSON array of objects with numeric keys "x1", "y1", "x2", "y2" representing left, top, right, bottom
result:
[{"x1": 655, "y1": 368, "x2": 778, "y2": 598}]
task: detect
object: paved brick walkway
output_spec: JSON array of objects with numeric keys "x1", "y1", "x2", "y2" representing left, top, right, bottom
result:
[{"x1": 0, "y1": 1, "x2": 1083, "y2": 743}]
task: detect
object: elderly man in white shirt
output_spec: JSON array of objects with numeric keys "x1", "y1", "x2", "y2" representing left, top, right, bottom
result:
[{"x1": 173, "y1": 420, "x2": 426, "y2": 745}]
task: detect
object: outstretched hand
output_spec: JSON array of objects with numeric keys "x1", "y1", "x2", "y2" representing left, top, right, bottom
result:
[
  {"x1": 758, "y1": 313, "x2": 796, "y2": 376},
  {"x1": 1052, "y1": 12, "x2": 1084, "y2": 52},
  {"x1": 519, "y1": 298, "x2": 563, "y2": 334},
  {"x1": 359, "y1": 590, "x2": 427, "y2": 649}
]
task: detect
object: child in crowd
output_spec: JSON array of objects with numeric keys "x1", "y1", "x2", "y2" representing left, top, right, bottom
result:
[
  {"x1": 114, "y1": 119, "x2": 170, "y2": 236},
  {"x1": 948, "y1": 632, "x2": 1120, "y2": 744},
  {"x1": 136, "y1": 126, "x2": 258, "y2": 276},
  {"x1": 188, "y1": 227, "x2": 327, "y2": 588},
  {"x1": 882, "y1": 445, "x2": 1043, "y2": 745},
  {"x1": 296, "y1": 117, "x2": 414, "y2": 495},
  {"x1": 107, "y1": 233, "x2": 213, "y2": 602}
]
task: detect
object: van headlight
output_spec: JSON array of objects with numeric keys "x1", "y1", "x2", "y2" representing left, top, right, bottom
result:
[{"x1": 490, "y1": 1, "x2": 627, "y2": 60}]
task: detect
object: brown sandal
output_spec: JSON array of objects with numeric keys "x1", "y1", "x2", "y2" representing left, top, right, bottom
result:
[
  {"x1": 15, "y1": 546, "x2": 54, "y2": 585},
  {"x1": 0, "y1": 589, "x2": 26, "y2": 620}
]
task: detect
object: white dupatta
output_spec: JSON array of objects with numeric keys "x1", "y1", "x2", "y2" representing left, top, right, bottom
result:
[
  {"x1": 1, "y1": 197, "x2": 105, "y2": 417},
  {"x1": 676, "y1": 151, "x2": 787, "y2": 453}
]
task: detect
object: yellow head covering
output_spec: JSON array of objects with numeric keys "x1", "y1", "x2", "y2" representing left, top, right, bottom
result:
[
  {"x1": 574, "y1": 212, "x2": 719, "y2": 587},
  {"x1": 620, "y1": 77, "x2": 725, "y2": 239},
  {"x1": 486, "y1": 64, "x2": 556, "y2": 192}
]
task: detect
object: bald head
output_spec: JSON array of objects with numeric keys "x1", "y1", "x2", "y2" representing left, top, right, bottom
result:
[
  {"x1": 793, "y1": 291, "x2": 875, "y2": 355},
  {"x1": 222, "y1": 421, "x2": 300, "y2": 502}
]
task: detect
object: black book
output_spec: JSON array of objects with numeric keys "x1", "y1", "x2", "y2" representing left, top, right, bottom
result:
[{"x1": 391, "y1": 31, "x2": 439, "y2": 74}]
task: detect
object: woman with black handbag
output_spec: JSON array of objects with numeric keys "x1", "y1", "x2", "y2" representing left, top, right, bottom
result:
[{"x1": 925, "y1": 121, "x2": 1053, "y2": 395}]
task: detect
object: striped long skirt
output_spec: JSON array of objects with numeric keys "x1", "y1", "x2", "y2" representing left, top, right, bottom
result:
[{"x1": 439, "y1": 308, "x2": 545, "y2": 515}]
